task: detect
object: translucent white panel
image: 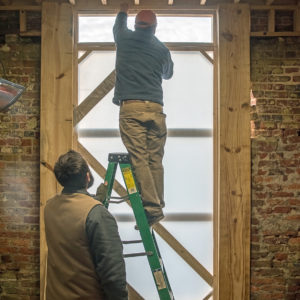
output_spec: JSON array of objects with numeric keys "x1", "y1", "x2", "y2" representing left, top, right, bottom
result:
[
  {"x1": 77, "y1": 50, "x2": 213, "y2": 129},
  {"x1": 155, "y1": 223, "x2": 212, "y2": 299},
  {"x1": 164, "y1": 137, "x2": 213, "y2": 213},
  {"x1": 115, "y1": 222, "x2": 212, "y2": 300},
  {"x1": 77, "y1": 89, "x2": 120, "y2": 129},
  {"x1": 78, "y1": 51, "x2": 116, "y2": 103},
  {"x1": 163, "y1": 51, "x2": 213, "y2": 129},
  {"x1": 79, "y1": 16, "x2": 212, "y2": 43},
  {"x1": 161, "y1": 222, "x2": 213, "y2": 273}
]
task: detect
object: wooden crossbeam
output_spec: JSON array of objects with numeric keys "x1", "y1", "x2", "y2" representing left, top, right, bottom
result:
[
  {"x1": 19, "y1": 10, "x2": 27, "y2": 33},
  {"x1": 153, "y1": 223, "x2": 213, "y2": 287},
  {"x1": 73, "y1": 70, "x2": 115, "y2": 126},
  {"x1": 128, "y1": 285, "x2": 144, "y2": 300},
  {"x1": 78, "y1": 142, "x2": 214, "y2": 287},
  {"x1": 199, "y1": 49, "x2": 214, "y2": 64},
  {"x1": 203, "y1": 290, "x2": 213, "y2": 300},
  {"x1": 268, "y1": 9, "x2": 275, "y2": 32},
  {"x1": 265, "y1": 0, "x2": 274, "y2": 5},
  {"x1": 78, "y1": 50, "x2": 92, "y2": 64}
]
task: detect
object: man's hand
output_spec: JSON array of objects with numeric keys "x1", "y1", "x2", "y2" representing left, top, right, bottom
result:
[
  {"x1": 95, "y1": 181, "x2": 108, "y2": 203},
  {"x1": 120, "y1": 2, "x2": 129, "y2": 14}
]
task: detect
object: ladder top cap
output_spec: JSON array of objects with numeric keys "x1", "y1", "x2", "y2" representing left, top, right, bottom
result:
[{"x1": 108, "y1": 152, "x2": 130, "y2": 163}]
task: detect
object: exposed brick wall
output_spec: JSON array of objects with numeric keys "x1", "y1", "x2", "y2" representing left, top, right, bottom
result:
[
  {"x1": 0, "y1": 11, "x2": 40, "y2": 300},
  {"x1": 251, "y1": 9, "x2": 295, "y2": 33},
  {"x1": 250, "y1": 37, "x2": 300, "y2": 300}
]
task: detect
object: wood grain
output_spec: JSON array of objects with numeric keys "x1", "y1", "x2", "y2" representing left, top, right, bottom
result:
[
  {"x1": 217, "y1": 4, "x2": 251, "y2": 300},
  {"x1": 40, "y1": 2, "x2": 74, "y2": 299}
]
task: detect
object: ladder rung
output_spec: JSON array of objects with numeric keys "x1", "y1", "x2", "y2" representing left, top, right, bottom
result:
[
  {"x1": 108, "y1": 199, "x2": 128, "y2": 204},
  {"x1": 122, "y1": 239, "x2": 143, "y2": 244},
  {"x1": 123, "y1": 251, "x2": 153, "y2": 258},
  {"x1": 109, "y1": 195, "x2": 129, "y2": 200}
]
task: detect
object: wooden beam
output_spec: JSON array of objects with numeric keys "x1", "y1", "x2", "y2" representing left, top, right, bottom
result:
[
  {"x1": 153, "y1": 224, "x2": 213, "y2": 287},
  {"x1": 218, "y1": 4, "x2": 250, "y2": 300},
  {"x1": 78, "y1": 50, "x2": 92, "y2": 64},
  {"x1": 128, "y1": 285, "x2": 144, "y2": 300},
  {"x1": 78, "y1": 42, "x2": 215, "y2": 52},
  {"x1": 268, "y1": 9, "x2": 275, "y2": 32},
  {"x1": 74, "y1": 0, "x2": 216, "y2": 10},
  {"x1": 40, "y1": 2, "x2": 74, "y2": 299},
  {"x1": 73, "y1": 70, "x2": 115, "y2": 126},
  {"x1": 265, "y1": 0, "x2": 274, "y2": 5},
  {"x1": 294, "y1": 5, "x2": 300, "y2": 31},
  {"x1": 251, "y1": 5, "x2": 297, "y2": 10},
  {"x1": 19, "y1": 10, "x2": 27, "y2": 33},
  {"x1": 203, "y1": 291, "x2": 213, "y2": 300},
  {"x1": 199, "y1": 49, "x2": 214, "y2": 64},
  {"x1": 0, "y1": 0, "x2": 12, "y2": 4},
  {"x1": 0, "y1": 5, "x2": 41, "y2": 10},
  {"x1": 251, "y1": 31, "x2": 300, "y2": 37},
  {"x1": 78, "y1": 142, "x2": 214, "y2": 287}
]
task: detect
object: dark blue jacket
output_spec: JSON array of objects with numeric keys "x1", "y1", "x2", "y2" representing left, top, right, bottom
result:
[{"x1": 113, "y1": 12, "x2": 173, "y2": 106}]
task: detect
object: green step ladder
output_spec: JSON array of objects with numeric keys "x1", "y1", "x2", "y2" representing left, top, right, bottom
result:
[{"x1": 104, "y1": 153, "x2": 174, "y2": 300}]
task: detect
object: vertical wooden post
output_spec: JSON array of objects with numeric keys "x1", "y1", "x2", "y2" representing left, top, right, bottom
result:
[
  {"x1": 268, "y1": 9, "x2": 275, "y2": 33},
  {"x1": 294, "y1": 4, "x2": 300, "y2": 32},
  {"x1": 19, "y1": 10, "x2": 27, "y2": 33},
  {"x1": 40, "y1": 2, "x2": 74, "y2": 299},
  {"x1": 217, "y1": 4, "x2": 250, "y2": 300}
]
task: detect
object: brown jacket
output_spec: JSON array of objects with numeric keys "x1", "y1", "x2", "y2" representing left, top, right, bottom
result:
[{"x1": 44, "y1": 193, "x2": 104, "y2": 300}]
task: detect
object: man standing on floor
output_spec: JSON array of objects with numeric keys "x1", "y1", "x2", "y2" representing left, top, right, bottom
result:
[
  {"x1": 44, "y1": 150, "x2": 128, "y2": 300},
  {"x1": 113, "y1": 3, "x2": 174, "y2": 227}
]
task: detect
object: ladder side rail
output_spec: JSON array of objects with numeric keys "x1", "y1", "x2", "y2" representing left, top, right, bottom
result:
[
  {"x1": 103, "y1": 161, "x2": 118, "y2": 208},
  {"x1": 119, "y1": 162, "x2": 174, "y2": 300}
]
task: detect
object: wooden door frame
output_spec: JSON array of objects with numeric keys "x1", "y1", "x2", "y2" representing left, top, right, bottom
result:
[{"x1": 40, "y1": 2, "x2": 250, "y2": 300}]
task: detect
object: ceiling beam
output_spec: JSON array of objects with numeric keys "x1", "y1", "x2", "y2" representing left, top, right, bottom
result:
[
  {"x1": 200, "y1": 0, "x2": 207, "y2": 5},
  {"x1": 0, "y1": 0, "x2": 12, "y2": 5}
]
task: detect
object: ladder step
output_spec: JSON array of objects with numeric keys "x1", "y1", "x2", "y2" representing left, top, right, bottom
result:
[
  {"x1": 108, "y1": 195, "x2": 130, "y2": 204},
  {"x1": 122, "y1": 239, "x2": 143, "y2": 244},
  {"x1": 123, "y1": 251, "x2": 153, "y2": 258}
]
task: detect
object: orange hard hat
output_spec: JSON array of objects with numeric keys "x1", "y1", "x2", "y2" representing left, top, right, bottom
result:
[{"x1": 135, "y1": 10, "x2": 157, "y2": 28}]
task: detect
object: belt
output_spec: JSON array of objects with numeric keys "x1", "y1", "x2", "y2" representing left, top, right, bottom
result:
[{"x1": 122, "y1": 100, "x2": 150, "y2": 105}]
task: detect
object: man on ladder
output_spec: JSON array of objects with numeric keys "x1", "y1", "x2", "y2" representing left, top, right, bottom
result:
[{"x1": 113, "y1": 2, "x2": 174, "y2": 227}]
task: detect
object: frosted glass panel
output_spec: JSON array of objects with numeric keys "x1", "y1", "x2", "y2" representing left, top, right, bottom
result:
[
  {"x1": 164, "y1": 137, "x2": 213, "y2": 213},
  {"x1": 78, "y1": 51, "x2": 213, "y2": 129},
  {"x1": 77, "y1": 18, "x2": 214, "y2": 299},
  {"x1": 77, "y1": 89, "x2": 119, "y2": 129},
  {"x1": 79, "y1": 16, "x2": 212, "y2": 43},
  {"x1": 164, "y1": 51, "x2": 213, "y2": 129},
  {"x1": 78, "y1": 51, "x2": 116, "y2": 103}
]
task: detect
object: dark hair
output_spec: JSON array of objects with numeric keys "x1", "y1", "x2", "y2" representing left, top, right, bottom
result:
[{"x1": 54, "y1": 150, "x2": 90, "y2": 188}]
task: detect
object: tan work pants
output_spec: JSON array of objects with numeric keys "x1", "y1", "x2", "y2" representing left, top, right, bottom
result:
[{"x1": 119, "y1": 101, "x2": 167, "y2": 218}]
